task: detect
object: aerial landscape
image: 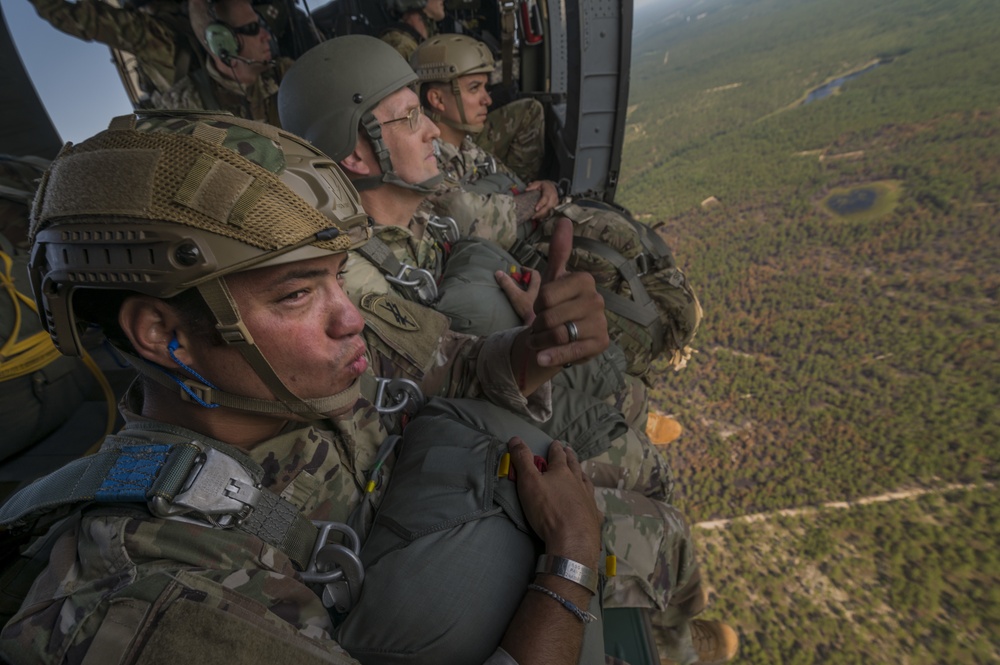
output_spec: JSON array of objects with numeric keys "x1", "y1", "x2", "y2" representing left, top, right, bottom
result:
[
  {"x1": 1, "y1": 0, "x2": 997, "y2": 661},
  {"x1": 620, "y1": 0, "x2": 999, "y2": 661}
]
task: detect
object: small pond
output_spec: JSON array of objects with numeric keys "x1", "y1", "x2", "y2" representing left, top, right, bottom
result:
[
  {"x1": 803, "y1": 62, "x2": 883, "y2": 105},
  {"x1": 826, "y1": 188, "x2": 878, "y2": 215}
]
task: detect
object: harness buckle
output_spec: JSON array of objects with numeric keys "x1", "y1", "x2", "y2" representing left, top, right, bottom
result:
[
  {"x1": 634, "y1": 253, "x2": 650, "y2": 277},
  {"x1": 373, "y1": 377, "x2": 425, "y2": 416},
  {"x1": 300, "y1": 521, "x2": 365, "y2": 613},
  {"x1": 386, "y1": 264, "x2": 439, "y2": 304},
  {"x1": 149, "y1": 445, "x2": 261, "y2": 527},
  {"x1": 427, "y1": 214, "x2": 460, "y2": 244}
]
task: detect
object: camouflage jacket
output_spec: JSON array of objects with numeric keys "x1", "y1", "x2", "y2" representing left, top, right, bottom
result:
[
  {"x1": 424, "y1": 137, "x2": 524, "y2": 250},
  {"x1": 152, "y1": 57, "x2": 294, "y2": 127},
  {"x1": 28, "y1": 0, "x2": 201, "y2": 95},
  {"x1": 475, "y1": 98, "x2": 546, "y2": 184}
]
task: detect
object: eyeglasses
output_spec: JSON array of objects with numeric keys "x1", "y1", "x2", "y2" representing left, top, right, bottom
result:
[
  {"x1": 232, "y1": 20, "x2": 262, "y2": 37},
  {"x1": 382, "y1": 106, "x2": 424, "y2": 132}
]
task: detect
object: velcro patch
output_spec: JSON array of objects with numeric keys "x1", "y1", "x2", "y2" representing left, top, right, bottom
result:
[
  {"x1": 41, "y1": 149, "x2": 157, "y2": 218},
  {"x1": 356, "y1": 291, "x2": 450, "y2": 376},
  {"x1": 359, "y1": 293, "x2": 420, "y2": 332},
  {"x1": 174, "y1": 153, "x2": 254, "y2": 225}
]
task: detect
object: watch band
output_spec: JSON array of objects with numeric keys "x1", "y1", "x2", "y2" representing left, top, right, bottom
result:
[{"x1": 534, "y1": 554, "x2": 599, "y2": 595}]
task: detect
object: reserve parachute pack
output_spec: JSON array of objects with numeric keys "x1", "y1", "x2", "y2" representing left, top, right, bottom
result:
[
  {"x1": 512, "y1": 198, "x2": 703, "y2": 378},
  {"x1": 337, "y1": 397, "x2": 606, "y2": 665}
]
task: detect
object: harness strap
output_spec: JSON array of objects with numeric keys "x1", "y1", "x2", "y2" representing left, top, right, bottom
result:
[
  {"x1": 354, "y1": 235, "x2": 439, "y2": 304},
  {"x1": 500, "y1": 0, "x2": 517, "y2": 89},
  {"x1": 0, "y1": 436, "x2": 319, "y2": 571},
  {"x1": 192, "y1": 67, "x2": 222, "y2": 111}
]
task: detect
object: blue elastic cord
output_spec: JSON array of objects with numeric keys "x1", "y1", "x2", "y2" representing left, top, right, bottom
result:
[{"x1": 152, "y1": 337, "x2": 221, "y2": 409}]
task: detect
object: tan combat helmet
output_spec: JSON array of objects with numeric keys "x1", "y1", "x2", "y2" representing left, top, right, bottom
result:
[
  {"x1": 279, "y1": 35, "x2": 443, "y2": 194},
  {"x1": 411, "y1": 33, "x2": 494, "y2": 134},
  {"x1": 29, "y1": 111, "x2": 372, "y2": 419}
]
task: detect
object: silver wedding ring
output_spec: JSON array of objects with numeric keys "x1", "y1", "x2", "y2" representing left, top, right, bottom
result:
[{"x1": 565, "y1": 321, "x2": 579, "y2": 343}]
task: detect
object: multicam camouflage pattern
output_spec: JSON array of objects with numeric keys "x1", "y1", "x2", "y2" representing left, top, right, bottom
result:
[
  {"x1": 29, "y1": 0, "x2": 202, "y2": 95},
  {"x1": 430, "y1": 133, "x2": 702, "y2": 379},
  {"x1": 151, "y1": 58, "x2": 294, "y2": 126},
  {"x1": 425, "y1": 137, "x2": 523, "y2": 248},
  {"x1": 436, "y1": 134, "x2": 524, "y2": 186},
  {"x1": 0, "y1": 311, "x2": 551, "y2": 663},
  {"x1": 379, "y1": 11, "x2": 438, "y2": 62},
  {"x1": 379, "y1": 24, "x2": 422, "y2": 61},
  {"x1": 597, "y1": 487, "x2": 702, "y2": 663},
  {"x1": 529, "y1": 203, "x2": 703, "y2": 378},
  {"x1": 0, "y1": 383, "x2": 385, "y2": 664},
  {"x1": 475, "y1": 98, "x2": 546, "y2": 183},
  {"x1": 344, "y1": 215, "x2": 667, "y2": 501},
  {"x1": 583, "y1": 423, "x2": 673, "y2": 502}
]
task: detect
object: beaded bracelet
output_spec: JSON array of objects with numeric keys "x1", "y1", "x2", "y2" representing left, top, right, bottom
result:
[
  {"x1": 535, "y1": 554, "x2": 599, "y2": 594},
  {"x1": 527, "y1": 583, "x2": 597, "y2": 624}
]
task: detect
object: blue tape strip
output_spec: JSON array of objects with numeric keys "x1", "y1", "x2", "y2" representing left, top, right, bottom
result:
[{"x1": 95, "y1": 445, "x2": 174, "y2": 502}]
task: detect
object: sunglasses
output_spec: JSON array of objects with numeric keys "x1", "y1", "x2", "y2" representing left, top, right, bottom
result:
[{"x1": 232, "y1": 20, "x2": 262, "y2": 37}]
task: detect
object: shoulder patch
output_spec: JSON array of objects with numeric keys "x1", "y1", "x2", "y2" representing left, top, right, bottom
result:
[{"x1": 360, "y1": 293, "x2": 420, "y2": 332}]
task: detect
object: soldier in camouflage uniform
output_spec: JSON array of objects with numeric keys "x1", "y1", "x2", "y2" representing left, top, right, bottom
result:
[
  {"x1": 0, "y1": 112, "x2": 621, "y2": 663},
  {"x1": 280, "y1": 40, "x2": 737, "y2": 663},
  {"x1": 378, "y1": 3, "x2": 546, "y2": 182},
  {"x1": 279, "y1": 35, "x2": 660, "y2": 496},
  {"x1": 151, "y1": 0, "x2": 292, "y2": 125},
  {"x1": 27, "y1": 0, "x2": 204, "y2": 96}
]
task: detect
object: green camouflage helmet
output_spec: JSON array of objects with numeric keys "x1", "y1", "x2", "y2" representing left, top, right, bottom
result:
[
  {"x1": 412, "y1": 34, "x2": 494, "y2": 133},
  {"x1": 29, "y1": 111, "x2": 371, "y2": 419},
  {"x1": 278, "y1": 35, "x2": 442, "y2": 194}
]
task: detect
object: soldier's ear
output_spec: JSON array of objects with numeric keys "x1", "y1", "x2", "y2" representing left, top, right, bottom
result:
[
  {"x1": 119, "y1": 295, "x2": 194, "y2": 367},
  {"x1": 426, "y1": 87, "x2": 448, "y2": 114},
  {"x1": 340, "y1": 148, "x2": 372, "y2": 178}
]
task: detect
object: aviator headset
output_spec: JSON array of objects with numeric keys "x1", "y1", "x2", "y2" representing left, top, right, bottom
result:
[{"x1": 204, "y1": 2, "x2": 272, "y2": 67}]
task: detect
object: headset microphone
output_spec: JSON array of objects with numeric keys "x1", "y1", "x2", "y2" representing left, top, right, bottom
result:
[{"x1": 220, "y1": 51, "x2": 276, "y2": 67}]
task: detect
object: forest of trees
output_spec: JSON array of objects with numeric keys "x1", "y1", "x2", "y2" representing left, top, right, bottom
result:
[
  {"x1": 694, "y1": 488, "x2": 1000, "y2": 664},
  {"x1": 618, "y1": 0, "x2": 999, "y2": 661}
]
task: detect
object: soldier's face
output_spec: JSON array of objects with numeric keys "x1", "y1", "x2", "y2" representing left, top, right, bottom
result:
[
  {"x1": 451, "y1": 74, "x2": 491, "y2": 129},
  {"x1": 222, "y1": 0, "x2": 273, "y2": 65},
  {"x1": 423, "y1": 0, "x2": 446, "y2": 21},
  {"x1": 374, "y1": 87, "x2": 442, "y2": 186},
  {"x1": 187, "y1": 253, "x2": 368, "y2": 416}
]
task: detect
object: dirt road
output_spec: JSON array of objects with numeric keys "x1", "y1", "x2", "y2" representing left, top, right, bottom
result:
[{"x1": 695, "y1": 481, "x2": 993, "y2": 530}]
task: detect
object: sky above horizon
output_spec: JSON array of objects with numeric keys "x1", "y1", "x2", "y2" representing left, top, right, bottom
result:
[{"x1": 3, "y1": 0, "x2": 675, "y2": 145}]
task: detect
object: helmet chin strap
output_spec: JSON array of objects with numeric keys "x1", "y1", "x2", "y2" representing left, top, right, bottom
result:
[
  {"x1": 427, "y1": 81, "x2": 486, "y2": 135},
  {"x1": 127, "y1": 351, "x2": 362, "y2": 420},
  {"x1": 353, "y1": 111, "x2": 444, "y2": 194},
  {"x1": 430, "y1": 108, "x2": 485, "y2": 136}
]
